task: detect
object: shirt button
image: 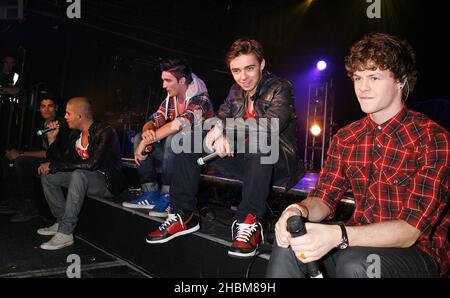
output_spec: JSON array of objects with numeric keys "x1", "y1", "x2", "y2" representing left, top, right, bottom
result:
[
  {"x1": 377, "y1": 125, "x2": 382, "y2": 130},
  {"x1": 394, "y1": 180, "x2": 398, "y2": 184},
  {"x1": 377, "y1": 144, "x2": 381, "y2": 148}
]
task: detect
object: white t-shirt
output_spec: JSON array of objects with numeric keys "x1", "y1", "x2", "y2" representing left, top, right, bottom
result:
[{"x1": 75, "y1": 133, "x2": 90, "y2": 160}]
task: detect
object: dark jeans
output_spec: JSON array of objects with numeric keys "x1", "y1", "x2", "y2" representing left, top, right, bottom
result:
[
  {"x1": 266, "y1": 242, "x2": 439, "y2": 278},
  {"x1": 134, "y1": 133, "x2": 176, "y2": 188},
  {"x1": 1, "y1": 155, "x2": 45, "y2": 212},
  {"x1": 170, "y1": 149, "x2": 273, "y2": 222}
]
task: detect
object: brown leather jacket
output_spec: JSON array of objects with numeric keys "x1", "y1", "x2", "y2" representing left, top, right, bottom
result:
[{"x1": 217, "y1": 71, "x2": 304, "y2": 189}]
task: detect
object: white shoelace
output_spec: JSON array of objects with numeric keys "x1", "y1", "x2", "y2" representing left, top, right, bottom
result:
[
  {"x1": 232, "y1": 221, "x2": 264, "y2": 243},
  {"x1": 51, "y1": 233, "x2": 68, "y2": 242},
  {"x1": 159, "y1": 213, "x2": 182, "y2": 231},
  {"x1": 53, "y1": 234, "x2": 64, "y2": 240}
]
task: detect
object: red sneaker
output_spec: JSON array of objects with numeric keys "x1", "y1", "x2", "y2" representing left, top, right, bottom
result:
[
  {"x1": 146, "y1": 209, "x2": 200, "y2": 244},
  {"x1": 228, "y1": 213, "x2": 263, "y2": 258}
]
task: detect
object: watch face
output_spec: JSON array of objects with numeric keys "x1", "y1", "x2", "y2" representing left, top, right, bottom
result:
[{"x1": 339, "y1": 242, "x2": 348, "y2": 249}]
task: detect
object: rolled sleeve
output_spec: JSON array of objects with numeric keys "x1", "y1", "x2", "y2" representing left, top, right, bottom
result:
[
  {"x1": 397, "y1": 133, "x2": 450, "y2": 233},
  {"x1": 308, "y1": 136, "x2": 351, "y2": 219}
]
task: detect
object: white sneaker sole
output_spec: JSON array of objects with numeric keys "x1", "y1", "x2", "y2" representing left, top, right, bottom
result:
[
  {"x1": 228, "y1": 247, "x2": 258, "y2": 258},
  {"x1": 37, "y1": 229, "x2": 58, "y2": 236},
  {"x1": 146, "y1": 224, "x2": 200, "y2": 244},
  {"x1": 148, "y1": 211, "x2": 168, "y2": 218},
  {"x1": 122, "y1": 202, "x2": 156, "y2": 210},
  {"x1": 40, "y1": 240, "x2": 74, "y2": 250}
]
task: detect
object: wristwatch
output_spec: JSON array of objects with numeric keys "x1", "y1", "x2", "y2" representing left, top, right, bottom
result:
[{"x1": 337, "y1": 223, "x2": 349, "y2": 249}]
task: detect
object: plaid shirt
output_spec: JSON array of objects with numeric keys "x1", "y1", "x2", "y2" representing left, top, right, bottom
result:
[
  {"x1": 147, "y1": 92, "x2": 214, "y2": 129},
  {"x1": 309, "y1": 106, "x2": 450, "y2": 275}
]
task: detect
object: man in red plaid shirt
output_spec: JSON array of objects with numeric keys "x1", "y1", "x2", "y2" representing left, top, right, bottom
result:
[
  {"x1": 122, "y1": 58, "x2": 214, "y2": 218},
  {"x1": 267, "y1": 33, "x2": 449, "y2": 278}
]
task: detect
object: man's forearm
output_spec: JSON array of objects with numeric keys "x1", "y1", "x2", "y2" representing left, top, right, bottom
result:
[
  {"x1": 23, "y1": 150, "x2": 47, "y2": 159},
  {"x1": 154, "y1": 119, "x2": 183, "y2": 142},
  {"x1": 347, "y1": 220, "x2": 421, "y2": 248}
]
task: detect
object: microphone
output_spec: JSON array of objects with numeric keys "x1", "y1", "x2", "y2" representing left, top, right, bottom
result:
[
  {"x1": 287, "y1": 215, "x2": 323, "y2": 278},
  {"x1": 36, "y1": 127, "x2": 56, "y2": 136},
  {"x1": 141, "y1": 144, "x2": 153, "y2": 156},
  {"x1": 197, "y1": 152, "x2": 220, "y2": 166}
]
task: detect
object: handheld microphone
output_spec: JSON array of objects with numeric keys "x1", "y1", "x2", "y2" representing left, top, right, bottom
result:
[
  {"x1": 36, "y1": 127, "x2": 56, "y2": 136},
  {"x1": 141, "y1": 145, "x2": 153, "y2": 156},
  {"x1": 287, "y1": 215, "x2": 323, "y2": 278},
  {"x1": 197, "y1": 152, "x2": 220, "y2": 165}
]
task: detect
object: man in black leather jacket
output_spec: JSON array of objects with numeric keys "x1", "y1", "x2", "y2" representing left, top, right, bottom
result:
[
  {"x1": 37, "y1": 97, "x2": 124, "y2": 250},
  {"x1": 146, "y1": 38, "x2": 304, "y2": 258}
]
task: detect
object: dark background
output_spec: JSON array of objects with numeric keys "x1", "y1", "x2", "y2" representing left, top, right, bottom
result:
[{"x1": 1, "y1": 0, "x2": 449, "y2": 156}]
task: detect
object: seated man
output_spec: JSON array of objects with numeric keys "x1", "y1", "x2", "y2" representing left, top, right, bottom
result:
[
  {"x1": 146, "y1": 38, "x2": 304, "y2": 258},
  {"x1": 0, "y1": 94, "x2": 67, "y2": 222},
  {"x1": 266, "y1": 33, "x2": 449, "y2": 278},
  {"x1": 122, "y1": 58, "x2": 214, "y2": 217},
  {"x1": 37, "y1": 97, "x2": 125, "y2": 250},
  {"x1": 0, "y1": 55, "x2": 21, "y2": 95}
]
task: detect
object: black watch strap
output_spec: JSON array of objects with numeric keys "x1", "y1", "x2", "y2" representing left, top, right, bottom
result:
[{"x1": 337, "y1": 223, "x2": 349, "y2": 249}]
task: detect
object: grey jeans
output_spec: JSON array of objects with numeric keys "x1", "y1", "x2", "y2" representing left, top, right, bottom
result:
[{"x1": 41, "y1": 169, "x2": 112, "y2": 234}]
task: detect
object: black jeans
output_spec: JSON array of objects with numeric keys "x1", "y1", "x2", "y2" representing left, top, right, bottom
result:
[
  {"x1": 1, "y1": 155, "x2": 45, "y2": 212},
  {"x1": 266, "y1": 242, "x2": 439, "y2": 278},
  {"x1": 170, "y1": 150, "x2": 274, "y2": 222},
  {"x1": 133, "y1": 133, "x2": 176, "y2": 187}
]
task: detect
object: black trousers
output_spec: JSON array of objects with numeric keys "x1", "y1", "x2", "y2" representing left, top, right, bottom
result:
[
  {"x1": 1, "y1": 155, "x2": 45, "y2": 212},
  {"x1": 266, "y1": 242, "x2": 439, "y2": 278},
  {"x1": 170, "y1": 150, "x2": 273, "y2": 222}
]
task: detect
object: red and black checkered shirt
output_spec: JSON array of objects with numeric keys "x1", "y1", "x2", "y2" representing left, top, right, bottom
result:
[
  {"x1": 309, "y1": 106, "x2": 450, "y2": 275},
  {"x1": 147, "y1": 92, "x2": 214, "y2": 129}
]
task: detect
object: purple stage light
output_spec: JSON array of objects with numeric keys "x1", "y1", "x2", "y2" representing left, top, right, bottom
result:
[{"x1": 316, "y1": 60, "x2": 327, "y2": 71}]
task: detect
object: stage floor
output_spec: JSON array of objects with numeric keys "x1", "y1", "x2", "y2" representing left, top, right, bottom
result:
[{"x1": 0, "y1": 212, "x2": 151, "y2": 278}]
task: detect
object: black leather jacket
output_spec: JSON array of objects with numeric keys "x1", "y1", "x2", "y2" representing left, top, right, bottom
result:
[
  {"x1": 217, "y1": 71, "x2": 304, "y2": 189},
  {"x1": 47, "y1": 121, "x2": 125, "y2": 196}
]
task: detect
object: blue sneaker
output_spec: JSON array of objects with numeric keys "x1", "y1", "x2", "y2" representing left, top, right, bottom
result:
[
  {"x1": 148, "y1": 194, "x2": 170, "y2": 218},
  {"x1": 122, "y1": 191, "x2": 161, "y2": 209}
]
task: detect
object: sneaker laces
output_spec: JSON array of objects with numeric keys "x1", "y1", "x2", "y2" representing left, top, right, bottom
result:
[
  {"x1": 52, "y1": 233, "x2": 65, "y2": 242},
  {"x1": 159, "y1": 213, "x2": 182, "y2": 231},
  {"x1": 232, "y1": 221, "x2": 264, "y2": 243}
]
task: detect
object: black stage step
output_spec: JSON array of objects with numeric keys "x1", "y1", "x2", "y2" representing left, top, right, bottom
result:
[
  {"x1": 75, "y1": 191, "x2": 272, "y2": 278},
  {"x1": 3, "y1": 159, "x2": 354, "y2": 278}
]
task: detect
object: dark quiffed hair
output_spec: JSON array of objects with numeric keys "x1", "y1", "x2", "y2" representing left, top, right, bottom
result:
[
  {"x1": 160, "y1": 58, "x2": 193, "y2": 84},
  {"x1": 225, "y1": 38, "x2": 264, "y2": 67},
  {"x1": 345, "y1": 32, "x2": 417, "y2": 92}
]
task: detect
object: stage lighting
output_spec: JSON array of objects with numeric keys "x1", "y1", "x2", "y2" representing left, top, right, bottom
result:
[
  {"x1": 316, "y1": 60, "x2": 327, "y2": 71},
  {"x1": 310, "y1": 124, "x2": 321, "y2": 136}
]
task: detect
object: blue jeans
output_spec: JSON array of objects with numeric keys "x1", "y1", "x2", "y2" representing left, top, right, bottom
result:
[
  {"x1": 41, "y1": 170, "x2": 112, "y2": 234},
  {"x1": 133, "y1": 132, "x2": 176, "y2": 188}
]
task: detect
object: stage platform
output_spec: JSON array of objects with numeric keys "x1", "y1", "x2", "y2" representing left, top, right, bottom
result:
[{"x1": 0, "y1": 159, "x2": 355, "y2": 278}]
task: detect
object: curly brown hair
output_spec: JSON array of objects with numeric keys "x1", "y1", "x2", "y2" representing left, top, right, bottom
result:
[
  {"x1": 225, "y1": 38, "x2": 264, "y2": 68},
  {"x1": 345, "y1": 33, "x2": 417, "y2": 92}
]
